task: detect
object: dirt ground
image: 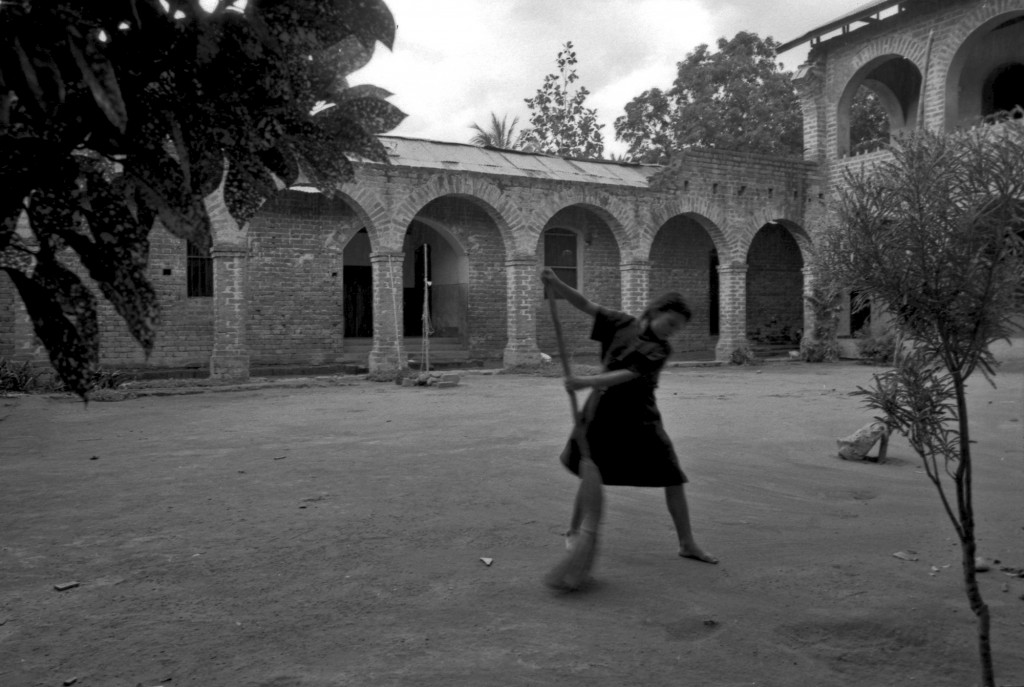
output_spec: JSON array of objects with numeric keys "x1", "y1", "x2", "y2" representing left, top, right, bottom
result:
[{"x1": 1, "y1": 361, "x2": 1022, "y2": 687}]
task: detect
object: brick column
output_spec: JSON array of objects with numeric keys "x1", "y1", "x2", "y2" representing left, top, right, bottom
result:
[
  {"x1": 369, "y1": 251, "x2": 406, "y2": 371},
  {"x1": 620, "y1": 260, "x2": 650, "y2": 316},
  {"x1": 714, "y1": 261, "x2": 750, "y2": 361},
  {"x1": 794, "y1": 60, "x2": 827, "y2": 162},
  {"x1": 209, "y1": 244, "x2": 250, "y2": 381},
  {"x1": 801, "y1": 266, "x2": 817, "y2": 348},
  {"x1": 502, "y1": 256, "x2": 542, "y2": 367}
]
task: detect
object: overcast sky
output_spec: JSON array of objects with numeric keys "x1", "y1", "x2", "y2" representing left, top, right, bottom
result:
[{"x1": 349, "y1": 0, "x2": 858, "y2": 156}]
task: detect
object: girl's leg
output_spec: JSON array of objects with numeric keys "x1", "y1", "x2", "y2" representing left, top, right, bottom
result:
[
  {"x1": 564, "y1": 488, "x2": 583, "y2": 549},
  {"x1": 568, "y1": 487, "x2": 583, "y2": 533},
  {"x1": 664, "y1": 484, "x2": 718, "y2": 564}
]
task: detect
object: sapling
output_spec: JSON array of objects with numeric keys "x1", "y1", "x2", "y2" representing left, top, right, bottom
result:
[{"x1": 820, "y1": 120, "x2": 1024, "y2": 687}]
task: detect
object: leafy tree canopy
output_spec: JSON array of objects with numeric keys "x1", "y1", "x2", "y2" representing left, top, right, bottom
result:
[
  {"x1": 0, "y1": 0, "x2": 404, "y2": 396},
  {"x1": 519, "y1": 41, "x2": 604, "y2": 159},
  {"x1": 614, "y1": 32, "x2": 802, "y2": 162},
  {"x1": 849, "y1": 86, "x2": 890, "y2": 155}
]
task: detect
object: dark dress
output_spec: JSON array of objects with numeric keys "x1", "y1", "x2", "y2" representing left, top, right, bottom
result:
[{"x1": 560, "y1": 307, "x2": 688, "y2": 487}]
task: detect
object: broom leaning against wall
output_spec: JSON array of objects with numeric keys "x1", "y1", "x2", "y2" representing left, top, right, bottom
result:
[{"x1": 539, "y1": 268, "x2": 717, "y2": 592}]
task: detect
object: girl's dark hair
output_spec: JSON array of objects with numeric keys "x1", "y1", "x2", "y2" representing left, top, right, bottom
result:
[{"x1": 642, "y1": 291, "x2": 691, "y2": 323}]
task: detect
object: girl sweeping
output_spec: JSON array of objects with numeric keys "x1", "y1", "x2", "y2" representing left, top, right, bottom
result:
[{"x1": 540, "y1": 267, "x2": 717, "y2": 568}]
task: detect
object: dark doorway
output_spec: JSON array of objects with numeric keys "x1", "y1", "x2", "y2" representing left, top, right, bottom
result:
[
  {"x1": 983, "y1": 63, "x2": 1024, "y2": 118},
  {"x1": 343, "y1": 266, "x2": 373, "y2": 337},
  {"x1": 850, "y1": 289, "x2": 871, "y2": 335},
  {"x1": 404, "y1": 244, "x2": 432, "y2": 336}
]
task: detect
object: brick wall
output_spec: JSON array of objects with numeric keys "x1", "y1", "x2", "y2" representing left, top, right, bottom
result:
[
  {"x1": 650, "y1": 215, "x2": 717, "y2": 354},
  {"x1": 247, "y1": 191, "x2": 357, "y2": 366},
  {"x1": 115, "y1": 226, "x2": 214, "y2": 368},
  {"x1": 534, "y1": 206, "x2": 621, "y2": 360},
  {"x1": 0, "y1": 222, "x2": 215, "y2": 370},
  {"x1": 0, "y1": 274, "x2": 14, "y2": 359}
]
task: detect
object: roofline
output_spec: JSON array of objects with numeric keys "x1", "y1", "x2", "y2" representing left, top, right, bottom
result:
[
  {"x1": 777, "y1": 0, "x2": 906, "y2": 53},
  {"x1": 377, "y1": 134, "x2": 659, "y2": 168}
]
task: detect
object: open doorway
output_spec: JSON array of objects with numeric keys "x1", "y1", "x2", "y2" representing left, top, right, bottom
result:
[{"x1": 343, "y1": 229, "x2": 373, "y2": 338}]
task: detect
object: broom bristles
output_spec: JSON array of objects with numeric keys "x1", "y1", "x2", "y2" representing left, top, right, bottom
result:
[
  {"x1": 544, "y1": 455, "x2": 602, "y2": 591},
  {"x1": 543, "y1": 529, "x2": 598, "y2": 591}
]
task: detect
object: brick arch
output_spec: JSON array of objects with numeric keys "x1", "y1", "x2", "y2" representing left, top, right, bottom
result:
[
  {"x1": 834, "y1": 50, "x2": 925, "y2": 157},
  {"x1": 771, "y1": 219, "x2": 813, "y2": 262},
  {"x1": 646, "y1": 200, "x2": 730, "y2": 260},
  {"x1": 735, "y1": 217, "x2": 811, "y2": 262},
  {"x1": 832, "y1": 36, "x2": 929, "y2": 99},
  {"x1": 333, "y1": 186, "x2": 389, "y2": 253},
  {"x1": 942, "y1": 2, "x2": 1024, "y2": 129},
  {"x1": 528, "y1": 189, "x2": 637, "y2": 258},
  {"x1": 942, "y1": 0, "x2": 1024, "y2": 53},
  {"x1": 388, "y1": 174, "x2": 524, "y2": 256},
  {"x1": 744, "y1": 220, "x2": 807, "y2": 351}
]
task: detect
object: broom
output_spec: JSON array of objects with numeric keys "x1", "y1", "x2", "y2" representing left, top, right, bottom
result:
[{"x1": 543, "y1": 290, "x2": 603, "y2": 591}]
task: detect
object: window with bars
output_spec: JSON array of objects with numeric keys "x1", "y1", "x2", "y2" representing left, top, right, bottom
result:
[
  {"x1": 543, "y1": 228, "x2": 578, "y2": 293},
  {"x1": 187, "y1": 241, "x2": 213, "y2": 298}
]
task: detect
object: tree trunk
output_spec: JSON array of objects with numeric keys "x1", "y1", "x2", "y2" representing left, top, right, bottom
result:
[
  {"x1": 954, "y1": 374, "x2": 995, "y2": 687},
  {"x1": 960, "y1": 528, "x2": 994, "y2": 687}
]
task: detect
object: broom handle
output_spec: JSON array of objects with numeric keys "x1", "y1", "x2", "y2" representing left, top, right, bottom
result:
[{"x1": 547, "y1": 291, "x2": 580, "y2": 423}]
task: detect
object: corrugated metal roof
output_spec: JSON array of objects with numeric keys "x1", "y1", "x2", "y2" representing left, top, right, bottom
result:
[
  {"x1": 777, "y1": 0, "x2": 908, "y2": 53},
  {"x1": 374, "y1": 136, "x2": 659, "y2": 188}
]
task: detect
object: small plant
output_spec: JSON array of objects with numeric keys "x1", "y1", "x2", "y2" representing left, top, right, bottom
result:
[
  {"x1": 43, "y1": 367, "x2": 130, "y2": 392},
  {"x1": 855, "y1": 329, "x2": 896, "y2": 365},
  {"x1": 729, "y1": 346, "x2": 761, "y2": 366},
  {"x1": 800, "y1": 253, "x2": 842, "y2": 363},
  {"x1": 0, "y1": 358, "x2": 42, "y2": 392},
  {"x1": 800, "y1": 341, "x2": 837, "y2": 363}
]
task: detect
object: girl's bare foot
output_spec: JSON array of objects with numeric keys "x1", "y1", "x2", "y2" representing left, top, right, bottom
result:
[{"x1": 679, "y1": 543, "x2": 718, "y2": 564}]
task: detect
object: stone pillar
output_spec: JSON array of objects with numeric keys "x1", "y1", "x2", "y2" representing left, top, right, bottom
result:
[
  {"x1": 801, "y1": 266, "x2": 817, "y2": 348},
  {"x1": 620, "y1": 260, "x2": 650, "y2": 316},
  {"x1": 209, "y1": 244, "x2": 250, "y2": 381},
  {"x1": 714, "y1": 261, "x2": 750, "y2": 361},
  {"x1": 369, "y1": 251, "x2": 406, "y2": 371},
  {"x1": 502, "y1": 256, "x2": 542, "y2": 367}
]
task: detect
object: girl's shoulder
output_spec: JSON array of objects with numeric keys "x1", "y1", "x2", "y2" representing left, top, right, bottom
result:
[{"x1": 595, "y1": 306, "x2": 635, "y2": 329}]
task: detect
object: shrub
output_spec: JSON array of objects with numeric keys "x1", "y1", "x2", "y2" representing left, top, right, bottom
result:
[
  {"x1": 856, "y1": 329, "x2": 896, "y2": 365},
  {"x1": 800, "y1": 341, "x2": 838, "y2": 363},
  {"x1": 0, "y1": 359, "x2": 42, "y2": 392},
  {"x1": 729, "y1": 346, "x2": 761, "y2": 366}
]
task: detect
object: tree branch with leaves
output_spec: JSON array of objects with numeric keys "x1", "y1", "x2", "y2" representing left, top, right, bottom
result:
[
  {"x1": 519, "y1": 41, "x2": 604, "y2": 159},
  {"x1": 0, "y1": 0, "x2": 405, "y2": 396},
  {"x1": 614, "y1": 32, "x2": 802, "y2": 162}
]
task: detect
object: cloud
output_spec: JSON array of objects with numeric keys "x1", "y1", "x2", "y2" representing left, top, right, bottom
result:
[{"x1": 351, "y1": 0, "x2": 851, "y2": 154}]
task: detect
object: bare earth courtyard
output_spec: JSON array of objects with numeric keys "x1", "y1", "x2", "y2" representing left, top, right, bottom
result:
[{"x1": 1, "y1": 362, "x2": 1022, "y2": 687}]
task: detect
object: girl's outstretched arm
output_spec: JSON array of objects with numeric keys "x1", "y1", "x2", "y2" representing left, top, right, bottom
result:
[
  {"x1": 566, "y1": 369, "x2": 639, "y2": 392},
  {"x1": 540, "y1": 267, "x2": 599, "y2": 316}
]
